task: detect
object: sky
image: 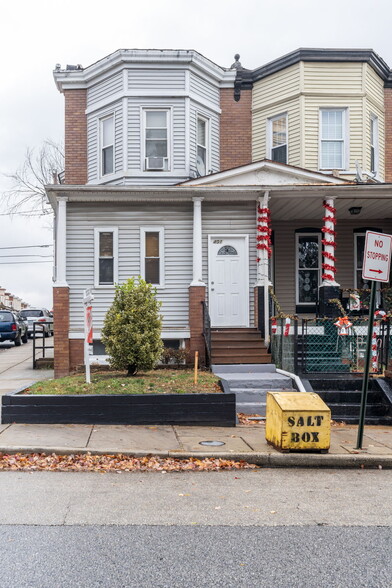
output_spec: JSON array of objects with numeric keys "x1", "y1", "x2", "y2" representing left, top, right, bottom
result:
[{"x1": 1, "y1": 0, "x2": 392, "y2": 309}]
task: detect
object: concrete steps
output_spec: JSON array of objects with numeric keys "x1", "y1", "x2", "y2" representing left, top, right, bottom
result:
[{"x1": 212, "y1": 364, "x2": 295, "y2": 416}]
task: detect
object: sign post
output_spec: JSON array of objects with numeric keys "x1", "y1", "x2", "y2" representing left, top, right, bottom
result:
[
  {"x1": 356, "y1": 231, "x2": 392, "y2": 449},
  {"x1": 83, "y1": 289, "x2": 94, "y2": 384}
]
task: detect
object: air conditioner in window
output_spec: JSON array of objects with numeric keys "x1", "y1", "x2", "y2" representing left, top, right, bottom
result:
[{"x1": 145, "y1": 157, "x2": 168, "y2": 171}]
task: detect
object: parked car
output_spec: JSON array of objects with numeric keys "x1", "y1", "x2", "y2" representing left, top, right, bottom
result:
[
  {"x1": 0, "y1": 310, "x2": 28, "y2": 346},
  {"x1": 19, "y1": 308, "x2": 54, "y2": 337}
]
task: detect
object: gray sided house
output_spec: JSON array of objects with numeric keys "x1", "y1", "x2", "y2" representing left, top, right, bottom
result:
[{"x1": 49, "y1": 48, "x2": 392, "y2": 377}]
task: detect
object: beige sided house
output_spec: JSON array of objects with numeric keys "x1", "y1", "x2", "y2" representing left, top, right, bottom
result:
[{"x1": 48, "y1": 48, "x2": 392, "y2": 377}]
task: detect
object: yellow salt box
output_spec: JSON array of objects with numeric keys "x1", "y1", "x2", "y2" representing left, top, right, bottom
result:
[{"x1": 265, "y1": 391, "x2": 331, "y2": 452}]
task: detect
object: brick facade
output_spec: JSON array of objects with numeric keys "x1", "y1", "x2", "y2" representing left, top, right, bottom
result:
[
  {"x1": 53, "y1": 287, "x2": 70, "y2": 377},
  {"x1": 64, "y1": 89, "x2": 88, "y2": 184},
  {"x1": 220, "y1": 88, "x2": 252, "y2": 172},
  {"x1": 189, "y1": 285, "x2": 206, "y2": 365},
  {"x1": 384, "y1": 88, "x2": 392, "y2": 182},
  {"x1": 69, "y1": 339, "x2": 84, "y2": 372}
]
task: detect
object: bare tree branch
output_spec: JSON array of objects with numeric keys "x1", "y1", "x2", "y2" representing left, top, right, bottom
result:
[{"x1": 1, "y1": 140, "x2": 64, "y2": 217}]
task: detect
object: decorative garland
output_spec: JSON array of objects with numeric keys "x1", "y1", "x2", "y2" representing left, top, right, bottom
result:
[
  {"x1": 256, "y1": 206, "x2": 272, "y2": 260},
  {"x1": 321, "y1": 201, "x2": 337, "y2": 282}
]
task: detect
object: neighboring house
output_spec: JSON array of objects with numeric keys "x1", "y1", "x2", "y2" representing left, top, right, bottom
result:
[{"x1": 48, "y1": 48, "x2": 392, "y2": 378}]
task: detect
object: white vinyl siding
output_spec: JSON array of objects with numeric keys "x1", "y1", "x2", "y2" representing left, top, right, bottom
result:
[
  {"x1": 189, "y1": 72, "x2": 220, "y2": 106},
  {"x1": 67, "y1": 203, "x2": 193, "y2": 334},
  {"x1": 128, "y1": 69, "x2": 186, "y2": 91},
  {"x1": 87, "y1": 72, "x2": 123, "y2": 107}
]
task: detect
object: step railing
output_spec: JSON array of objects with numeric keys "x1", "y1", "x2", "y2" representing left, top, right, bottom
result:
[{"x1": 202, "y1": 301, "x2": 212, "y2": 367}]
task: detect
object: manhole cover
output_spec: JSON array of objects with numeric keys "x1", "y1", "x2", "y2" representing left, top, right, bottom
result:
[{"x1": 199, "y1": 440, "x2": 225, "y2": 447}]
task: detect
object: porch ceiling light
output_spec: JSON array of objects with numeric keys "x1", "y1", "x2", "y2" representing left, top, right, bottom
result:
[{"x1": 349, "y1": 206, "x2": 362, "y2": 215}]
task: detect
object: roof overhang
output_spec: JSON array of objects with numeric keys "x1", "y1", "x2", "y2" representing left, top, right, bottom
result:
[{"x1": 53, "y1": 49, "x2": 235, "y2": 92}]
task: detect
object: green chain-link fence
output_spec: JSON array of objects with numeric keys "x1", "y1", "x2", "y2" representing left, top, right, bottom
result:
[{"x1": 271, "y1": 317, "x2": 391, "y2": 374}]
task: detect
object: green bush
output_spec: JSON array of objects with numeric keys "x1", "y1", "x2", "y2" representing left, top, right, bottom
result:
[{"x1": 101, "y1": 278, "x2": 163, "y2": 376}]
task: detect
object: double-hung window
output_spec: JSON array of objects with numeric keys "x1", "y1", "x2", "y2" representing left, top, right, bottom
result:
[
  {"x1": 140, "y1": 227, "x2": 164, "y2": 287},
  {"x1": 196, "y1": 116, "x2": 209, "y2": 175},
  {"x1": 144, "y1": 110, "x2": 169, "y2": 171},
  {"x1": 268, "y1": 114, "x2": 287, "y2": 164},
  {"x1": 100, "y1": 115, "x2": 114, "y2": 176},
  {"x1": 370, "y1": 115, "x2": 379, "y2": 176},
  {"x1": 94, "y1": 228, "x2": 118, "y2": 287},
  {"x1": 296, "y1": 233, "x2": 321, "y2": 306},
  {"x1": 320, "y1": 109, "x2": 346, "y2": 170}
]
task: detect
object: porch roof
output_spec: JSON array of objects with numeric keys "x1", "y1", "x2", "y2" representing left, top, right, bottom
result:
[{"x1": 46, "y1": 183, "x2": 392, "y2": 220}]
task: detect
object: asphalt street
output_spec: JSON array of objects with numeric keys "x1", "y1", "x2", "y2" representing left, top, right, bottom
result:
[{"x1": 1, "y1": 468, "x2": 391, "y2": 587}]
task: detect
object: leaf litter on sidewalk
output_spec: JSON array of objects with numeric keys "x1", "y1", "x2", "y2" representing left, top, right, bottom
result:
[{"x1": 0, "y1": 452, "x2": 259, "y2": 472}]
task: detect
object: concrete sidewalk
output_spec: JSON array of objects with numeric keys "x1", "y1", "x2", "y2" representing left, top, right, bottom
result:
[
  {"x1": 0, "y1": 339, "x2": 53, "y2": 395},
  {"x1": 1, "y1": 422, "x2": 392, "y2": 468}
]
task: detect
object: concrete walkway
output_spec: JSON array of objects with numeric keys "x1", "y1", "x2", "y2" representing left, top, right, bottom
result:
[
  {"x1": 0, "y1": 338, "x2": 53, "y2": 395},
  {"x1": 1, "y1": 422, "x2": 392, "y2": 468}
]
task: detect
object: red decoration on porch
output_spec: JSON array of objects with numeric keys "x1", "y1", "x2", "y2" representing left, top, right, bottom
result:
[
  {"x1": 256, "y1": 206, "x2": 272, "y2": 258},
  {"x1": 271, "y1": 318, "x2": 277, "y2": 334},
  {"x1": 334, "y1": 316, "x2": 352, "y2": 336},
  {"x1": 284, "y1": 317, "x2": 290, "y2": 337},
  {"x1": 321, "y1": 201, "x2": 337, "y2": 282}
]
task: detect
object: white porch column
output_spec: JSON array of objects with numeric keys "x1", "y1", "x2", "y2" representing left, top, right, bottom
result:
[
  {"x1": 55, "y1": 197, "x2": 68, "y2": 287},
  {"x1": 190, "y1": 196, "x2": 205, "y2": 286},
  {"x1": 322, "y1": 197, "x2": 340, "y2": 287},
  {"x1": 256, "y1": 191, "x2": 272, "y2": 345}
]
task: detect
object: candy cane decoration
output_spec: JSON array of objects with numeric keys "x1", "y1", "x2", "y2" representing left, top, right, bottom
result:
[
  {"x1": 271, "y1": 318, "x2": 277, "y2": 334},
  {"x1": 256, "y1": 206, "x2": 272, "y2": 259},
  {"x1": 284, "y1": 317, "x2": 290, "y2": 337},
  {"x1": 322, "y1": 199, "x2": 337, "y2": 284}
]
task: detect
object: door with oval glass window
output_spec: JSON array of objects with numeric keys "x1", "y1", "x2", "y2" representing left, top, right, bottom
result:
[{"x1": 208, "y1": 236, "x2": 249, "y2": 327}]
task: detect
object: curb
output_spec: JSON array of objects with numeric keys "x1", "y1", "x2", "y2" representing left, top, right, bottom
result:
[{"x1": 0, "y1": 446, "x2": 391, "y2": 468}]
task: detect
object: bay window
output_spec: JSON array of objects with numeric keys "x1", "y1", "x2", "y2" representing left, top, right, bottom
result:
[
  {"x1": 100, "y1": 115, "x2": 114, "y2": 176},
  {"x1": 144, "y1": 110, "x2": 170, "y2": 171},
  {"x1": 268, "y1": 113, "x2": 287, "y2": 164}
]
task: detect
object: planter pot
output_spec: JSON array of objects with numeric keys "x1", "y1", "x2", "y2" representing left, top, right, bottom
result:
[{"x1": 1, "y1": 389, "x2": 236, "y2": 427}]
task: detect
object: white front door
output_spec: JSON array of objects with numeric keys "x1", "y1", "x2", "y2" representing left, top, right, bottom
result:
[{"x1": 208, "y1": 236, "x2": 249, "y2": 327}]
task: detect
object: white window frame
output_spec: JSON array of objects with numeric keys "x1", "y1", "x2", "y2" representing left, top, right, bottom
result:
[
  {"x1": 141, "y1": 108, "x2": 172, "y2": 172},
  {"x1": 267, "y1": 112, "x2": 288, "y2": 164},
  {"x1": 295, "y1": 232, "x2": 321, "y2": 306},
  {"x1": 99, "y1": 114, "x2": 115, "y2": 177},
  {"x1": 370, "y1": 114, "x2": 379, "y2": 177},
  {"x1": 140, "y1": 227, "x2": 165, "y2": 288},
  {"x1": 94, "y1": 227, "x2": 118, "y2": 288},
  {"x1": 319, "y1": 108, "x2": 348, "y2": 171},
  {"x1": 196, "y1": 113, "x2": 210, "y2": 175}
]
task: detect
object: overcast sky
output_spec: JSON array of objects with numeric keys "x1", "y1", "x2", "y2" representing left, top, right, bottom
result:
[{"x1": 1, "y1": 0, "x2": 392, "y2": 309}]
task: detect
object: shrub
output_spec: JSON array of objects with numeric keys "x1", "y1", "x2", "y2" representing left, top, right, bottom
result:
[
  {"x1": 160, "y1": 347, "x2": 191, "y2": 367},
  {"x1": 101, "y1": 278, "x2": 163, "y2": 376}
]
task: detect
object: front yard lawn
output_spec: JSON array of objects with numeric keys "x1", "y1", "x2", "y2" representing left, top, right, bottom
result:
[{"x1": 27, "y1": 369, "x2": 220, "y2": 396}]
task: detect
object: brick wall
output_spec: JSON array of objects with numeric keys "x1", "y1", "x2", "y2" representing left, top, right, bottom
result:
[
  {"x1": 53, "y1": 287, "x2": 70, "y2": 377},
  {"x1": 69, "y1": 339, "x2": 84, "y2": 373},
  {"x1": 385, "y1": 88, "x2": 392, "y2": 182},
  {"x1": 64, "y1": 89, "x2": 88, "y2": 184},
  {"x1": 189, "y1": 286, "x2": 206, "y2": 365},
  {"x1": 220, "y1": 88, "x2": 252, "y2": 172}
]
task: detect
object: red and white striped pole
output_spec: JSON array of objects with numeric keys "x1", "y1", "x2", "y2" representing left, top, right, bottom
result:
[{"x1": 322, "y1": 199, "x2": 339, "y2": 286}]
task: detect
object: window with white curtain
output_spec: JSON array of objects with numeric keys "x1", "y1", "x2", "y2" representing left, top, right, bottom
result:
[
  {"x1": 268, "y1": 113, "x2": 287, "y2": 164},
  {"x1": 320, "y1": 109, "x2": 346, "y2": 169},
  {"x1": 100, "y1": 115, "x2": 114, "y2": 176},
  {"x1": 370, "y1": 115, "x2": 379, "y2": 175}
]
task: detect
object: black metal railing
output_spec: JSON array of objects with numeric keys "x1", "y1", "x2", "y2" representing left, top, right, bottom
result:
[
  {"x1": 202, "y1": 301, "x2": 212, "y2": 367},
  {"x1": 32, "y1": 321, "x2": 54, "y2": 369}
]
